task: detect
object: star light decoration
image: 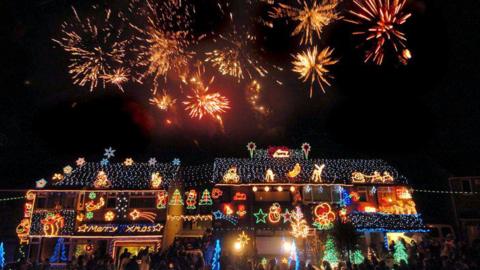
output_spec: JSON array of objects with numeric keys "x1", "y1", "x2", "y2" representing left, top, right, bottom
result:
[
  {"x1": 36, "y1": 179, "x2": 47, "y2": 189},
  {"x1": 254, "y1": 209, "x2": 268, "y2": 224},
  {"x1": 63, "y1": 166, "x2": 73, "y2": 175},
  {"x1": 282, "y1": 208, "x2": 292, "y2": 223},
  {"x1": 100, "y1": 158, "x2": 109, "y2": 166},
  {"x1": 172, "y1": 158, "x2": 181, "y2": 166},
  {"x1": 123, "y1": 158, "x2": 134, "y2": 166},
  {"x1": 292, "y1": 46, "x2": 339, "y2": 97},
  {"x1": 148, "y1": 158, "x2": 158, "y2": 166},
  {"x1": 76, "y1": 158, "x2": 86, "y2": 167},
  {"x1": 237, "y1": 231, "x2": 251, "y2": 248},
  {"x1": 104, "y1": 147, "x2": 116, "y2": 159}
]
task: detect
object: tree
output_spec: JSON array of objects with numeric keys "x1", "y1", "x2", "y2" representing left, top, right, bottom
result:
[
  {"x1": 393, "y1": 240, "x2": 408, "y2": 264},
  {"x1": 349, "y1": 249, "x2": 364, "y2": 265},
  {"x1": 323, "y1": 236, "x2": 339, "y2": 265},
  {"x1": 199, "y1": 189, "x2": 213, "y2": 205},
  {"x1": 169, "y1": 189, "x2": 184, "y2": 205},
  {"x1": 0, "y1": 242, "x2": 5, "y2": 269},
  {"x1": 50, "y1": 238, "x2": 67, "y2": 263},
  {"x1": 211, "y1": 239, "x2": 221, "y2": 270}
]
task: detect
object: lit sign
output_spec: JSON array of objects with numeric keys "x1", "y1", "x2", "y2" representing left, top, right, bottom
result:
[
  {"x1": 268, "y1": 146, "x2": 290, "y2": 158},
  {"x1": 77, "y1": 223, "x2": 163, "y2": 235}
]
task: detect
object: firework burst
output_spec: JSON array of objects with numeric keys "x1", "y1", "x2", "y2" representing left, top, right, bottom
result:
[
  {"x1": 149, "y1": 90, "x2": 176, "y2": 111},
  {"x1": 292, "y1": 46, "x2": 339, "y2": 97},
  {"x1": 269, "y1": 0, "x2": 341, "y2": 45},
  {"x1": 346, "y1": 0, "x2": 412, "y2": 65},
  {"x1": 130, "y1": 0, "x2": 196, "y2": 93},
  {"x1": 53, "y1": 7, "x2": 129, "y2": 92},
  {"x1": 205, "y1": 29, "x2": 269, "y2": 82},
  {"x1": 182, "y1": 66, "x2": 230, "y2": 120}
]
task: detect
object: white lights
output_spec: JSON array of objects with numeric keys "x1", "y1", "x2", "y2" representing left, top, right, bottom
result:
[
  {"x1": 282, "y1": 241, "x2": 292, "y2": 252},
  {"x1": 234, "y1": 241, "x2": 242, "y2": 251},
  {"x1": 290, "y1": 186, "x2": 296, "y2": 192},
  {"x1": 252, "y1": 186, "x2": 258, "y2": 192},
  {"x1": 264, "y1": 186, "x2": 270, "y2": 192},
  {"x1": 277, "y1": 186, "x2": 283, "y2": 192}
]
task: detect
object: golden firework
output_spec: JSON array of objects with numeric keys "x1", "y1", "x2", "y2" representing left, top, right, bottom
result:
[
  {"x1": 205, "y1": 28, "x2": 269, "y2": 81},
  {"x1": 292, "y1": 46, "x2": 339, "y2": 97},
  {"x1": 345, "y1": 0, "x2": 412, "y2": 65},
  {"x1": 53, "y1": 7, "x2": 128, "y2": 92},
  {"x1": 130, "y1": 0, "x2": 195, "y2": 93},
  {"x1": 149, "y1": 90, "x2": 176, "y2": 111},
  {"x1": 101, "y1": 68, "x2": 130, "y2": 92},
  {"x1": 269, "y1": 0, "x2": 341, "y2": 45},
  {"x1": 182, "y1": 66, "x2": 230, "y2": 120}
]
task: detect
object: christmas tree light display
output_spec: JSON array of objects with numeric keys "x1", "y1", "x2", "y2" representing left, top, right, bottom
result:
[
  {"x1": 199, "y1": 189, "x2": 213, "y2": 206},
  {"x1": 169, "y1": 189, "x2": 184, "y2": 205},
  {"x1": 350, "y1": 249, "x2": 364, "y2": 265},
  {"x1": 0, "y1": 242, "x2": 5, "y2": 269},
  {"x1": 393, "y1": 240, "x2": 408, "y2": 264},
  {"x1": 323, "y1": 236, "x2": 339, "y2": 265},
  {"x1": 49, "y1": 238, "x2": 67, "y2": 263},
  {"x1": 211, "y1": 239, "x2": 221, "y2": 270}
]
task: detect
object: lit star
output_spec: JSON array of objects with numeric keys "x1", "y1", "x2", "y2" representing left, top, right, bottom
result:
[
  {"x1": 100, "y1": 158, "x2": 109, "y2": 166},
  {"x1": 254, "y1": 209, "x2": 268, "y2": 224},
  {"x1": 36, "y1": 179, "x2": 47, "y2": 189},
  {"x1": 335, "y1": 185, "x2": 343, "y2": 193},
  {"x1": 282, "y1": 208, "x2": 292, "y2": 223},
  {"x1": 212, "y1": 210, "x2": 223, "y2": 220},
  {"x1": 305, "y1": 185, "x2": 312, "y2": 193},
  {"x1": 172, "y1": 158, "x2": 181, "y2": 166},
  {"x1": 152, "y1": 224, "x2": 163, "y2": 232},
  {"x1": 237, "y1": 231, "x2": 251, "y2": 247},
  {"x1": 318, "y1": 186, "x2": 324, "y2": 193},
  {"x1": 104, "y1": 147, "x2": 116, "y2": 159},
  {"x1": 77, "y1": 224, "x2": 88, "y2": 232},
  {"x1": 370, "y1": 186, "x2": 377, "y2": 195},
  {"x1": 76, "y1": 157, "x2": 86, "y2": 167},
  {"x1": 148, "y1": 158, "x2": 157, "y2": 166},
  {"x1": 129, "y1": 209, "x2": 141, "y2": 220}
]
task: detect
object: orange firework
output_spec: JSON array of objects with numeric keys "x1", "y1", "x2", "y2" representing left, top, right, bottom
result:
[
  {"x1": 130, "y1": 0, "x2": 195, "y2": 93},
  {"x1": 292, "y1": 46, "x2": 339, "y2": 97},
  {"x1": 346, "y1": 0, "x2": 412, "y2": 65},
  {"x1": 52, "y1": 7, "x2": 128, "y2": 92},
  {"x1": 269, "y1": 0, "x2": 341, "y2": 45},
  {"x1": 182, "y1": 66, "x2": 230, "y2": 120},
  {"x1": 149, "y1": 90, "x2": 176, "y2": 111}
]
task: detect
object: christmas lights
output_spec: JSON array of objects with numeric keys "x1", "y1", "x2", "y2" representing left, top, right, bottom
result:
[
  {"x1": 236, "y1": 231, "x2": 250, "y2": 247},
  {"x1": 167, "y1": 214, "x2": 212, "y2": 221},
  {"x1": 268, "y1": 203, "x2": 282, "y2": 223},
  {"x1": 129, "y1": 209, "x2": 157, "y2": 223},
  {"x1": 211, "y1": 188, "x2": 223, "y2": 199},
  {"x1": 254, "y1": 209, "x2": 268, "y2": 224},
  {"x1": 169, "y1": 189, "x2": 184, "y2": 205},
  {"x1": 312, "y1": 203, "x2": 336, "y2": 230},
  {"x1": 199, "y1": 189, "x2": 213, "y2": 206},
  {"x1": 30, "y1": 210, "x2": 75, "y2": 236},
  {"x1": 186, "y1": 189, "x2": 197, "y2": 209},
  {"x1": 349, "y1": 212, "x2": 427, "y2": 232},
  {"x1": 233, "y1": 192, "x2": 247, "y2": 201}
]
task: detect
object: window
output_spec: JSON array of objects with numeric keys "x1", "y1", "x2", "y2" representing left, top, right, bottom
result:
[
  {"x1": 254, "y1": 192, "x2": 290, "y2": 202},
  {"x1": 129, "y1": 197, "x2": 156, "y2": 208},
  {"x1": 356, "y1": 187, "x2": 368, "y2": 202},
  {"x1": 64, "y1": 194, "x2": 76, "y2": 209},
  {"x1": 106, "y1": 197, "x2": 116, "y2": 208},
  {"x1": 462, "y1": 180, "x2": 472, "y2": 192},
  {"x1": 302, "y1": 186, "x2": 332, "y2": 202},
  {"x1": 35, "y1": 197, "x2": 47, "y2": 209}
]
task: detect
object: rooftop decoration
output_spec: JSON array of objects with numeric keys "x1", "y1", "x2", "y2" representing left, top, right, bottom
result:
[{"x1": 349, "y1": 212, "x2": 427, "y2": 232}]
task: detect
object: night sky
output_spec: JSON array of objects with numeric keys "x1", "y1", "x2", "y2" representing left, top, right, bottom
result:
[{"x1": 1, "y1": 0, "x2": 480, "y2": 220}]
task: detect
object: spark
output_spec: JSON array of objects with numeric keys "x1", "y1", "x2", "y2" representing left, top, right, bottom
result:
[
  {"x1": 292, "y1": 46, "x2": 339, "y2": 97},
  {"x1": 182, "y1": 66, "x2": 230, "y2": 120},
  {"x1": 52, "y1": 7, "x2": 128, "y2": 92},
  {"x1": 205, "y1": 25, "x2": 271, "y2": 82},
  {"x1": 149, "y1": 90, "x2": 176, "y2": 111},
  {"x1": 130, "y1": 0, "x2": 195, "y2": 93},
  {"x1": 101, "y1": 68, "x2": 129, "y2": 92},
  {"x1": 246, "y1": 80, "x2": 269, "y2": 117},
  {"x1": 345, "y1": 0, "x2": 412, "y2": 65},
  {"x1": 269, "y1": 0, "x2": 341, "y2": 45}
]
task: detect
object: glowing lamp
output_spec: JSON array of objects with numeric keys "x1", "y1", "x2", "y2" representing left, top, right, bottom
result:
[
  {"x1": 364, "y1": 206, "x2": 377, "y2": 213},
  {"x1": 252, "y1": 186, "x2": 258, "y2": 192},
  {"x1": 282, "y1": 241, "x2": 292, "y2": 252},
  {"x1": 234, "y1": 241, "x2": 242, "y2": 251},
  {"x1": 264, "y1": 186, "x2": 270, "y2": 192},
  {"x1": 290, "y1": 186, "x2": 296, "y2": 192},
  {"x1": 277, "y1": 186, "x2": 283, "y2": 192}
]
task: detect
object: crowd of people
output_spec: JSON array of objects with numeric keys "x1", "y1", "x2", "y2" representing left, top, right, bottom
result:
[{"x1": 10, "y1": 235, "x2": 480, "y2": 270}]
